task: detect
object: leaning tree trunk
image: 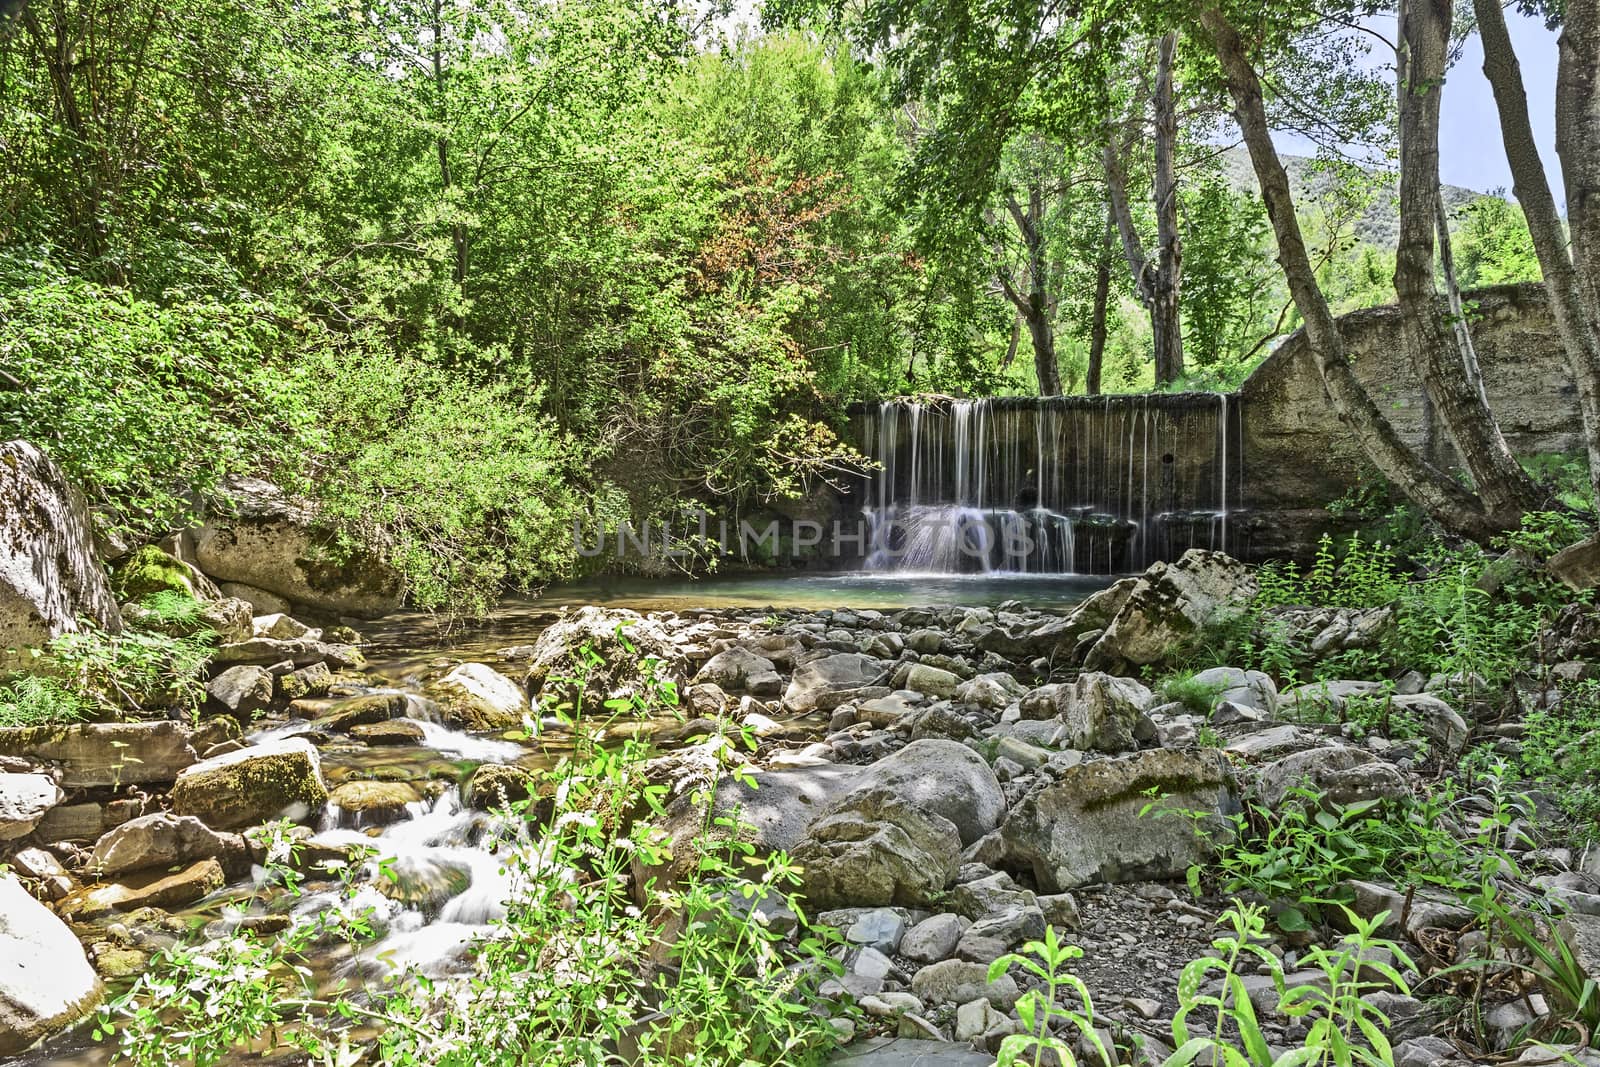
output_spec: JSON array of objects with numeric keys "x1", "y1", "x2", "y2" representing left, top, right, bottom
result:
[
  {"x1": 1197, "y1": 2, "x2": 1499, "y2": 540},
  {"x1": 1543, "y1": 0, "x2": 1600, "y2": 500},
  {"x1": 1151, "y1": 30, "x2": 1185, "y2": 386},
  {"x1": 1394, "y1": 0, "x2": 1543, "y2": 524}
]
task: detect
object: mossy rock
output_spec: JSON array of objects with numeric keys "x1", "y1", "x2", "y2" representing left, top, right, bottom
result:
[
  {"x1": 327, "y1": 780, "x2": 419, "y2": 826},
  {"x1": 112, "y1": 546, "x2": 210, "y2": 602},
  {"x1": 464, "y1": 763, "x2": 539, "y2": 811},
  {"x1": 169, "y1": 740, "x2": 329, "y2": 831}
]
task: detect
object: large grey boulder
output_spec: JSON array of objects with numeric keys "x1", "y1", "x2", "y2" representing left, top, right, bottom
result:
[
  {"x1": 0, "y1": 872, "x2": 102, "y2": 1056},
  {"x1": 1391, "y1": 694, "x2": 1470, "y2": 757},
  {"x1": 170, "y1": 738, "x2": 328, "y2": 830},
  {"x1": 640, "y1": 763, "x2": 863, "y2": 888},
  {"x1": 523, "y1": 606, "x2": 688, "y2": 709},
  {"x1": 192, "y1": 478, "x2": 400, "y2": 617},
  {"x1": 1056, "y1": 673, "x2": 1154, "y2": 753},
  {"x1": 89, "y1": 813, "x2": 248, "y2": 878},
  {"x1": 835, "y1": 740, "x2": 1004, "y2": 846},
  {"x1": 0, "y1": 774, "x2": 61, "y2": 841},
  {"x1": 1551, "y1": 536, "x2": 1600, "y2": 593},
  {"x1": 1001, "y1": 748, "x2": 1235, "y2": 891},
  {"x1": 1082, "y1": 551, "x2": 1257, "y2": 672},
  {"x1": 0, "y1": 722, "x2": 197, "y2": 788},
  {"x1": 0, "y1": 441, "x2": 122, "y2": 671},
  {"x1": 784, "y1": 653, "x2": 889, "y2": 713},
  {"x1": 793, "y1": 788, "x2": 962, "y2": 909},
  {"x1": 428, "y1": 662, "x2": 528, "y2": 730}
]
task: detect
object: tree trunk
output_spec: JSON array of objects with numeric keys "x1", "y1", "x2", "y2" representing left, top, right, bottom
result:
[
  {"x1": 1087, "y1": 207, "x2": 1113, "y2": 396},
  {"x1": 999, "y1": 189, "x2": 1062, "y2": 396},
  {"x1": 1394, "y1": 0, "x2": 1542, "y2": 523},
  {"x1": 1152, "y1": 31, "x2": 1185, "y2": 386},
  {"x1": 1534, "y1": 0, "x2": 1600, "y2": 500},
  {"x1": 1560, "y1": 0, "x2": 1600, "y2": 307},
  {"x1": 1197, "y1": 2, "x2": 1499, "y2": 539}
]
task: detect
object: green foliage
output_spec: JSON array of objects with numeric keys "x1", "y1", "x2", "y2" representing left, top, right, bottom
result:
[
  {"x1": 0, "y1": 277, "x2": 318, "y2": 538},
  {"x1": 1166, "y1": 902, "x2": 1415, "y2": 1067},
  {"x1": 1160, "y1": 671, "x2": 1229, "y2": 716},
  {"x1": 3, "y1": 603, "x2": 217, "y2": 723},
  {"x1": 1453, "y1": 194, "x2": 1542, "y2": 288},
  {"x1": 988, "y1": 926, "x2": 1111, "y2": 1067}
]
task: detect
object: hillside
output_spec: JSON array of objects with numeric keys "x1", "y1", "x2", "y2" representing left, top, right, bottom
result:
[{"x1": 1217, "y1": 146, "x2": 1492, "y2": 247}]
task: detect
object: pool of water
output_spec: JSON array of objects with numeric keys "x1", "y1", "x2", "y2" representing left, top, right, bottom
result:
[{"x1": 359, "y1": 570, "x2": 1117, "y2": 661}]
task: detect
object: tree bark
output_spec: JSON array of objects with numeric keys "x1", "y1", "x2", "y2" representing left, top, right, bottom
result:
[
  {"x1": 1197, "y1": 2, "x2": 1499, "y2": 539},
  {"x1": 1560, "y1": 0, "x2": 1600, "y2": 308},
  {"x1": 1393, "y1": 0, "x2": 1542, "y2": 523},
  {"x1": 998, "y1": 187, "x2": 1062, "y2": 396},
  {"x1": 1152, "y1": 30, "x2": 1185, "y2": 386},
  {"x1": 1534, "y1": 0, "x2": 1600, "y2": 500},
  {"x1": 1087, "y1": 206, "x2": 1114, "y2": 396}
]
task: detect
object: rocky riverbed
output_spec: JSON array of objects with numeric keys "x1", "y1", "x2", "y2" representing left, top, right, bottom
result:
[{"x1": 4, "y1": 547, "x2": 1600, "y2": 1065}]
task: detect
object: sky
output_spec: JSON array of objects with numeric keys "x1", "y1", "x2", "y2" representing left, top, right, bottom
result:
[{"x1": 1439, "y1": 8, "x2": 1561, "y2": 196}]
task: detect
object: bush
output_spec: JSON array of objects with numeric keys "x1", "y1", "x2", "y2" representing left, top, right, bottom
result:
[{"x1": 0, "y1": 277, "x2": 319, "y2": 538}]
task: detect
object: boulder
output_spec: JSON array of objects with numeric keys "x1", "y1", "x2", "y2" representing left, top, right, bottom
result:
[
  {"x1": 206, "y1": 665, "x2": 276, "y2": 717},
  {"x1": 1082, "y1": 551, "x2": 1257, "y2": 672},
  {"x1": 1190, "y1": 667, "x2": 1278, "y2": 715},
  {"x1": 834, "y1": 740, "x2": 1004, "y2": 846},
  {"x1": 903, "y1": 664, "x2": 960, "y2": 699},
  {"x1": 89, "y1": 814, "x2": 248, "y2": 878},
  {"x1": 1255, "y1": 747, "x2": 1409, "y2": 808},
  {"x1": 900, "y1": 913, "x2": 967, "y2": 963},
  {"x1": 61, "y1": 858, "x2": 226, "y2": 918},
  {"x1": 955, "y1": 673, "x2": 1024, "y2": 710},
  {"x1": 1278, "y1": 680, "x2": 1388, "y2": 719},
  {"x1": 0, "y1": 773, "x2": 61, "y2": 841},
  {"x1": 908, "y1": 959, "x2": 1021, "y2": 1010},
  {"x1": 464, "y1": 764, "x2": 539, "y2": 811},
  {"x1": 1551, "y1": 536, "x2": 1600, "y2": 593},
  {"x1": 211, "y1": 636, "x2": 363, "y2": 670},
  {"x1": 1042, "y1": 577, "x2": 1139, "y2": 658},
  {"x1": 694, "y1": 648, "x2": 783, "y2": 696},
  {"x1": 110, "y1": 544, "x2": 220, "y2": 603},
  {"x1": 169, "y1": 738, "x2": 328, "y2": 830},
  {"x1": 319, "y1": 693, "x2": 410, "y2": 733},
  {"x1": 793, "y1": 789, "x2": 962, "y2": 909},
  {"x1": 0, "y1": 873, "x2": 102, "y2": 1056},
  {"x1": 523, "y1": 606, "x2": 688, "y2": 709},
  {"x1": 642, "y1": 763, "x2": 863, "y2": 887},
  {"x1": 428, "y1": 663, "x2": 527, "y2": 731},
  {"x1": 278, "y1": 661, "x2": 333, "y2": 701},
  {"x1": 1001, "y1": 748, "x2": 1235, "y2": 891},
  {"x1": 192, "y1": 478, "x2": 400, "y2": 617},
  {"x1": 326, "y1": 781, "x2": 420, "y2": 826},
  {"x1": 1057, "y1": 673, "x2": 1154, "y2": 753},
  {"x1": 218, "y1": 581, "x2": 291, "y2": 615},
  {"x1": 0, "y1": 722, "x2": 197, "y2": 788},
  {"x1": 784, "y1": 653, "x2": 890, "y2": 713},
  {"x1": 350, "y1": 720, "x2": 425, "y2": 746},
  {"x1": 253, "y1": 613, "x2": 315, "y2": 640},
  {"x1": 0, "y1": 440, "x2": 122, "y2": 671},
  {"x1": 1391, "y1": 694, "x2": 1470, "y2": 757}
]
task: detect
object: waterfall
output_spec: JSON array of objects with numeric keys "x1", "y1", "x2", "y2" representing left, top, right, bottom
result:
[{"x1": 858, "y1": 394, "x2": 1242, "y2": 575}]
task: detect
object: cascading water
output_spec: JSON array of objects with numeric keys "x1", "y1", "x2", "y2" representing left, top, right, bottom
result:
[{"x1": 858, "y1": 394, "x2": 1242, "y2": 575}]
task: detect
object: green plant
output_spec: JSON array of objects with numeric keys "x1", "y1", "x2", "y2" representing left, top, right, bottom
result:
[
  {"x1": 1165, "y1": 902, "x2": 1415, "y2": 1067},
  {"x1": 1160, "y1": 672, "x2": 1229, "y2": 717},
  {"x1": 0, "y1": 673, "x2": 87, "y2": 728},
  {"x1": 98, "y1": 645, "x2": 846, "y2": 1067},
  {"x1": 988, "y1": 925, "x2": 1110, "y2": 1067}
]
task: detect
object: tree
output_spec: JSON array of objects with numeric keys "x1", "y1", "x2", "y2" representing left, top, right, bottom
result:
[
  {"x1": 1393, "y1": 0, "x2": 1543, "y2": 522},
  {"x1": 1473, "y1": 0, "x2": 1600, "y2": 503},
  {"x1": 1196, "y1": 1, "x2": 1509, "y2": 540}
]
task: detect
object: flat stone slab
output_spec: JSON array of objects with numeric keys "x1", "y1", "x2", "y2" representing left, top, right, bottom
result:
[{"x1": 829, "y1": 1038, "x2": 995, "y2": 1066}]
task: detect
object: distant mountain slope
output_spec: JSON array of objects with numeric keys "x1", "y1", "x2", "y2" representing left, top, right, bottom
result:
[{"x1": 1216, "y1": 146, "x2": 1493, "y2": 248}]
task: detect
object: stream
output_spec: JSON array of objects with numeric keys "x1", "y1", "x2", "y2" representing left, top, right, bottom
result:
[{"x1": 14, "y1": 571, "x2": 1114, "y2": 1066}]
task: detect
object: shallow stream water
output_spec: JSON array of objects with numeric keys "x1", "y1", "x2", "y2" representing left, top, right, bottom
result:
[{"x1": 15, "y1": 571, "x2": 1113, "y2": 1066}]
